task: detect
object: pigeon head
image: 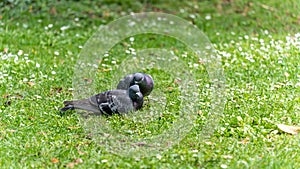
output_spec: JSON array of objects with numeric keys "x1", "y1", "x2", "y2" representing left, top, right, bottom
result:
[
  {"x1": 132, "y1": 73, "x2": 144, "y2": 84},
  {"x1": 128, "y1": 84, "x2": 142, "y2": 100},
  {"x1": 128, "y1": 84, "x2": 144, "y2": 110},
  {"x1": 129, "y1": 73, "x2": 154, "y2": 96}
]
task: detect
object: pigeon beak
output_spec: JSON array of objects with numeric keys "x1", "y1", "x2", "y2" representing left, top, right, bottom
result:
[{"x1": 136, "y1": 92, "x2": 143, "y2": 98}]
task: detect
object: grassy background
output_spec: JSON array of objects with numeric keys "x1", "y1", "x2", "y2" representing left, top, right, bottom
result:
[{"x1": 1, "y1": 0, "x2": 300, "y2": 168}]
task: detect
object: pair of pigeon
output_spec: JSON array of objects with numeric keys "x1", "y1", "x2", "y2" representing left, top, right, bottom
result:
[{"x1": 60, "y1": 73, "x2": 154, "y2": 115}]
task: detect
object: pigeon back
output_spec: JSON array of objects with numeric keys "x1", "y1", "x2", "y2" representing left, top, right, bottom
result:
[
  {"x1": 116, "y1": 74, "x2": 134, "y2": 91},
  {"x1": 89, "y1": 89, "x2": 134, "y2": 115}
]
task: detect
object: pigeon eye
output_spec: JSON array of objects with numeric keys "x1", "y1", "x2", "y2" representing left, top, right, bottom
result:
[
  {"x1": 134, "y1": 77, "x2": 142, "y2": 82},
  {"x1": 133, "y1": 73, "x2": 143, "y2": 82}
]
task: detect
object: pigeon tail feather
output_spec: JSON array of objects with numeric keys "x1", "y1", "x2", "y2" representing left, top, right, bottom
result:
[
  {"x1": 61, "y1": 99, "x2": 99, "y2": 113},
  {"x1": 60, "y1": 104, "x2": 74, "y2": 111}
]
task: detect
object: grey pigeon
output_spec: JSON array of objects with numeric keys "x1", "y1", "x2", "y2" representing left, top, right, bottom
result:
[
  {"x1": 60, "y1": 85, "x2": 144, "y2": 115},
  {"x1": 117, "y1": 73, "x2": 154, "y2": 97}
]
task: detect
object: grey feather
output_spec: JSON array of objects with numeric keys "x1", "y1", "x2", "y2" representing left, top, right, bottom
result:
[
  {"x1": 60, "y1": 85, "x2": 144, "y2": 115},
  {"x1": 117, "y1": 73, "x2": 154, "y2": 96}
]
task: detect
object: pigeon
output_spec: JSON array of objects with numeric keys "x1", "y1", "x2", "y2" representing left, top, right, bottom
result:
[
  {"x1": 117, "y1": 73, "x2": 154, "y2": 97},
  {"x1": 60, "y1": 85, "x2": 144, "y2": 115}
]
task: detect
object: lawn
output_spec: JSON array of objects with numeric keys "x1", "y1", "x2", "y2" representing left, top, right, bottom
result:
[{"x1": 1, "y1": 0, "x2": 300, "y2": 168}]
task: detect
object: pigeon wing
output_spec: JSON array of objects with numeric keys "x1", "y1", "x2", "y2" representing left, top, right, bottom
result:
[
  {"x1": 111, "y1": 92, "x2": 134, "y2": 114},
  {"x1": 89, "y1": 90, "x2": 133, "y2": 115},
  {"x1": 117, "y1": 74, "x2": 134, "y2": 90}
]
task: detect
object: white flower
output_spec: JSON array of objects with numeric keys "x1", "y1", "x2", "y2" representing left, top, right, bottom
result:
[
  {"x1": 60, "y1": 25, "x2": 70, "y2": 31},
  {"x1": 128, "y1": 21, "x2": 135, "y2": 27},
  {"x1": 264, "y1": 30, "x2": 269, "y2": 34},
  {"x1": 189, "y1": 14, "x2": 196, "y2": 19},
  {"x1": 17, "y1": 50, "x2": 23, "y2": 56},
  {"x1": 101, "y1": 159, "x2": 108, "y2": 163},
  {"x1": 191, "y1": 149, "x2": 198, "y2": 153},
  {"x1": 221, "y1": 164, "x2": 228, "y2": 168},
  {"x1": 156, "y1": 154, "x2": 162, "y2": 160},
  {"x1": 14, "y1": 56, "x2": 19, "y2": 63},
  {"x1": 205, "y1": 15, "x2": 211, "y2": 20},
  {"x1": 23, "y1": 24, "x2": 28, "y2": 28}
]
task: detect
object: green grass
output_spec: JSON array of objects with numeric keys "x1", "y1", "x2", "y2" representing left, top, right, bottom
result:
[{"x1": 1, "y1": 0, "x2": 300, "y2": 168}]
